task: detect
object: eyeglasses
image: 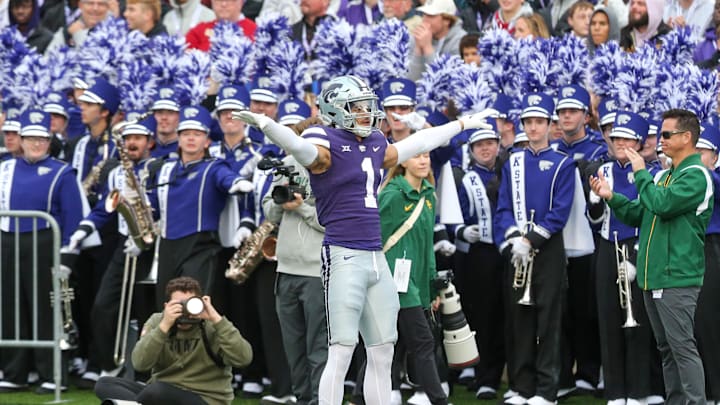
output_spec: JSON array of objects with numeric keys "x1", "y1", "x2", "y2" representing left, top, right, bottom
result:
[{"x1": 660, "y1": 129, "x2": 687, "y2": 140}]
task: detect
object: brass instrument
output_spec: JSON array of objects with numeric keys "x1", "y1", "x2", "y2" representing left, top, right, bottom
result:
[
  {"x1": 226, "y1": 221, "x2": 278, "y2": 284},
  {"x1": 614, "y1": 231, "x2": 639, "y2": 328},
  {"x1": 50, "y1": 265, "x2": 79, "y2": 351},
  {"x1": 114, "y1": 253, "x2": 138, "y2": 367},
  {"x1": 104, "y1": 112, "x2": 156, "y2": 251},
  {"x1": 82, "y1": 131, "x2": 111, "y2": 196},
  {"x1": 513, "y1": 209, "x2": 537, "y2": 306},
  {"x1": 137, "y1": 235, "x2": 160, "y2": 285}
]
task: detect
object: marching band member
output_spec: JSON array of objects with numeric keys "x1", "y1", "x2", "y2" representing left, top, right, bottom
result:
[
  {"x1": 150, "y1": 86, "x2": 181, "y2": 159},
  {"x1": 455, "y1": 125, "x2": 505, "y2": 400},
  {"x1": 68, "y1": 113, "x2": 158, "y2": 389},
  {"x1": 493, "y1": 93, "x2": 576, "y2": 405},
  {"x1": 0, "y1": 104, "x2": 23, "y2": 161},
  {"x1": 587, "y1": 111, "x2": 659, "y2": 405},
  {"x1": 233, "y1": 74, "x2": 495, "y2": 405},
  {"x1": 0, "y1": 110, "x2": 90, "y2": 393},
  {"x1": 146, "y1": 105, "x2": 252, "y2": 309}
]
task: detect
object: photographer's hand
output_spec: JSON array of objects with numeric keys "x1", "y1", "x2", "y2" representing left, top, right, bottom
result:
[
  {"x1": 159, "y1": 301, "x2": 184, "y2": 333},
  {"x1": 199, "y1": 296, "x2": 222, "y2": 324},
  {"x1": 282, "y1": 193, "x2": 304, "y2": 211}
]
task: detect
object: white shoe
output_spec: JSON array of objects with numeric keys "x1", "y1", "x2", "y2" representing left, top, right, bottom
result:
[
  {"x1": 607, "y1": 400, "x2": 626, "y2": 405},
  {"x1": 476, "y1": 386, "x2": 497, "y2": 399},
  {"x1": 527, "y1": 395, "x2": 557, "y2": 405},
  {"x1": 646, "y1": 395, "x2": 665, "y2": 404},
  {"x1": 100, "y1": 366, "x2": 123, "y2": 377},
  {"x1": 407, "y1": 391, "x2": 432, "y2": 405},
  {"x1": 557, "y1": 386, "x2": 576, "y2": 398},
  {"x1": 262, "y1": 377, "x2": 272, "y2": 386},
  {"x1": 576, "y1": 379, "x2": 595, "y2": 391},
  {"x1": 458, "y1": 367, "x2": 475, "y2": 384},
  {"x1": 260, "y1": 394, "x2": 297, "y2": 404},
  {"x1": 242, "y1": 381, "x2": 264, "y2": 395},
  {"x1": 441, "y1": 382, "x2": 450, "y2": 396},
  {"x1": 27, "y1": 371, "x2": 39, "y2": 384},
  {"x1": 504, "y1": 389, "x2": 520, "y2": 399},
  {"x1": 390, "y1": 390, "x2": 402, "y2": 405},
  {"x1": 504, "y1": 395, "x2": 528, "y2": 405},
  {"x1": 626, "y1": 398, "x2": 648, "y2": 405},
  {"x1": 80, "y1": 371, "x2": 100, "y2": 382}
]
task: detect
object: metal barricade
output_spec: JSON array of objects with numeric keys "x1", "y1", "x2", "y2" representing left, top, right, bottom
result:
[{"x1": 0, "y1": 210, "x2": 64, "y2": 403}]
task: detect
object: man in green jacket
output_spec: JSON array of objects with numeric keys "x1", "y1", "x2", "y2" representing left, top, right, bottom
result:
[
  {"x1": 94, "y1": 276, "x2": 253, "y2": 405},
  {"x1": 591, "y1": 109, "x2": 713, "y2": 405}
]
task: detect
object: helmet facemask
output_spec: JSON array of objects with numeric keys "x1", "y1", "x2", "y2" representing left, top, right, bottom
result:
[{"x1": 342, "y1": 97, "x2": 383, "y2": 138}]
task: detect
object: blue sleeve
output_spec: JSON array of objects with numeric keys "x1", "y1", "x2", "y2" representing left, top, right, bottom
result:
[
  {"x1": 457, "y1": 178, "x2": 475, "y2": 225},
  {"x1": 529, "y1": 159, "x2": 576, "y2": 245},
  {"x1": 713, "y1": 169, "x2": 720, "y2": 203},
  {"x1": 85, "y1": 175, "x2": 116, "y2": 231},
  {"x1": 213, "y1": 160, "x2": 240, "y2": 193}
]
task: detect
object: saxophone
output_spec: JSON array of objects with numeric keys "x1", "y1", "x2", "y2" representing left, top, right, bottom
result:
[
  {"x1": 82, "y1": 131, "x2": 111, "y2": 196},
  {"x1": 104, "y1": 114, "x2": 156, "y2": 250},
  {"x1": 226, "y1": 220, "x2": 278, "y2": 284}
]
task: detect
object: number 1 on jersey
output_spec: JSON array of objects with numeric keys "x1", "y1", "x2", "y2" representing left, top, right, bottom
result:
[{"x1": 361, "y1": 157, "x2": 377, "y2": 208}]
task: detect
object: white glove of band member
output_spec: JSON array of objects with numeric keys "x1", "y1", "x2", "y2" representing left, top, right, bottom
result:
[
  {"x1": 510, "y1": 238, "x2": 532, "y2": 268},
  {"x1": 623, "y1": 261, "x2": 637, "y2": 282},
  {"x1": 229, "y1": 179, "x2": 254, "y2": 194},
  {"x1": 68, "y1": 229, "x2": 89, "y2": 252},
  {"x1": 459, "y1": 108, "x2": 499, "y2": 130},
  {"x1": 123, "y1": 238, "x2": 141, "y2": 258},
  {"x1": 462, "y1": 225, "x2": 481, "y2": 243},
  {"x1": 233, "y1": 227, "x2": 253, "y2": 248},
  {"x1": 232, "y1": 111, "x2": 272, "y2": 130},
  {"x1": 434, "y1": 240, "x2": 456, "y2": 256},
  {"x1": 589, "y1": 191, "x2": 602, "y2": 204},
  {"x1": 392, "y1": 112, "x2": 427, "y2": 131}
]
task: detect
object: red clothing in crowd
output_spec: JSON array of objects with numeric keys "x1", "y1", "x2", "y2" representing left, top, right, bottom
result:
[{"x1": 185, "y1": 16, "x2": 257, "y2": 51}]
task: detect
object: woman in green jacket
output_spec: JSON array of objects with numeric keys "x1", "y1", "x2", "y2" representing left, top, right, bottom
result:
[{"x1": 378, "y1": 152, "x2": 448, "y2": 405}]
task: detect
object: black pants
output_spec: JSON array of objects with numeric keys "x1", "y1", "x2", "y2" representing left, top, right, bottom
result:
[
  {"x1": 155, "y1": 232, "x2": 221, "y2": 310},
  {"x1": 88, "y1": 237, "x2": 154, "y2": 372},
  {"x1": 95, "y1": 376, "x2": 207, "y2": 404},
  {"x1": 455, "y1": 242, "x2": 505, "y2": 390},
  {"x1": 233, "y1": 260, "x2": 292, "y2": 396},
  {"x1": 0, "y1": 230, "x2": 66, "y2": 385},
  {"x1": 506, "y1": 233, "x2": 566, "y2": 401},
  {"x1": 74, "y1": 225, "x2": 119, "y2": 360},
  {"x1": 697, "y1": 233, "x2": 720, "y2": 401},
  {"x1": 595, "y1": 238, "x2": 656, "y2": 400},
  {"x1": 559, "y1": 253, "x2": 601, "y2": 388}
]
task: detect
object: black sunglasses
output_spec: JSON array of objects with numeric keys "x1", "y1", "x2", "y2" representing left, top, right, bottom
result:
[{"x1": 660, "y1": 129, "x2": 687, "y2": 139}]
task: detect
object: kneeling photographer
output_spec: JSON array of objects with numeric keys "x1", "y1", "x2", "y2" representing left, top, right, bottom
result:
[{"x1": 95, "y1": 276, "x2": 253, "y2": 405}]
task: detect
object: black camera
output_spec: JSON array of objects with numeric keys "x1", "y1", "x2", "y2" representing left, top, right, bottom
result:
[
  {"x1": 257, "y1": 156, "x2": 307, "y2": 204},
  {"x1": 433, "y1": 270, "x2": 479, "y2": 369},
  {"x1": 176, "y1": 296, "x2": 204, "y2": 324}
]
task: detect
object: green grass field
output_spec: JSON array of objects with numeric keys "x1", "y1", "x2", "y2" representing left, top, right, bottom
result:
[{"x1": 0, "y1": 385, "x2": 608, "y2": 404}]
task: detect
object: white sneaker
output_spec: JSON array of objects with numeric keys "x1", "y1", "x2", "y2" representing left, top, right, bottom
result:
[
  {"x1": 242, "y1": 381, "x2": 264, "y2": 396},
  {"x1": 407, "y1": 391, "x2": 432, "y2": 405},
  {"x1": 557, "y1": 386, "x2": 576, "y2": 398},
  {"x1": 576, "y1": 379, "x2": 595, "y2": 391},
  {"x1": 504, "y1": 395, "x2": 528, "y2": 405},
  {"x1": 27, "y1": 371, "x2": 39, "y2": 384},
  {"x1": 262, "y1": 377, "x2": 272, "y2": 386},
  {"x1": 260, "y1": 394, "x2": 297, "y2": 404},
  {"x1": 80, "y1": 371, "x2": 100, "y2": 382},
  {"x1": 476, "y1": 386, "x2": 497, "y2": 399},
  {"x1": 526, "y1": 395, "x2": 557, "y2": 405},
  {"x1": 441, "y1": 382, "x2": 450, "y2": 396},
  {"x1": 458, "y1": 367, "x2": 475, "y2": 384},
  {"x1": 101, "y1": 366, "x2": 123, "y2": 377},
  {"x1": 646, "y1": 395, "x2": 665, "y2": 404},
  {"x1": 504, "y1": 389, "x2": 519, "y2": 399},
  {"x1": 607, "y1": 400, "x2": 626, "y2": 405},
  {"x1": 390, "y1": 390, "x2": 402, "y2": 405},
  {"x1": 626, "y1": 398, "x2": 648, "y2": 405}
]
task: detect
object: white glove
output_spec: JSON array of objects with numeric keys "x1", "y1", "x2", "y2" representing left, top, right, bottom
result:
[
  {"x1": 462, "y1": 225, "x2": 481, "y2": 243},
  {"x1": 589, "y1": 191, "x2": 601, "y2": 204},
  {"x1": 623, "y1": 261, "x2": 637, "y2": 282},
  {"x1": 229, "y1": 179, "x2": 254, "y2": 194},
  {"x1": 233, "y1": 226, "x2": 253, "y2": 248},
  {"x1": 232, "y1": 111, "x2": 272, "y2": 130},
  {"x1": 392, "y1": 112, "x2": 426, "y2": 131},
  {"x1": 68, "y1": 229, "x2": 89, "y2": 252},
  {"x1": 459, "y1": 108, "x2": 499, "y2": 130},
  {"x1": 123, "y1": 238, "x2": 141, "y2": 258},
  {"x1": 434, "y1": 240, "x2": 456, "y2": 256},
  {"x1": 510, "y1": 238, "x2": 532, "y2": 268}
]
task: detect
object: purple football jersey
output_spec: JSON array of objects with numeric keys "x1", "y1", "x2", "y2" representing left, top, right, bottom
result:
[{"x1": 302, "y1": 125, "x2": 388, "y2": 250}]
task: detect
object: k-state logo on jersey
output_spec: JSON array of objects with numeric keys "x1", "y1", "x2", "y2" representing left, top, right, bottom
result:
[{"x1": 539, "y1": 160, "x2": 554, "y2": 171}]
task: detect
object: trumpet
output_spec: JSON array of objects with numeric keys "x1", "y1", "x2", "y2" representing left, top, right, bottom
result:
[
  {"x1": 512, "y1": 209, "x2": 536, "y2": 306},
  {"x1": 50, "y1": 265, "x2": 79, "y2": 351},
  {"x1": 614, "y1": 231, "x2": 639, "y2": 328}
]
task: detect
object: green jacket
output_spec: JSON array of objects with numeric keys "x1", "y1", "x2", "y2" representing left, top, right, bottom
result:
[
  {"x1": 379, "y1": 176, "x2": 437, "y2": 309},
  {"x1": 608, "y1": 154, "x2": 713, "y2": 290},
  {"x1": 132, "y1": 314, "x2": 253, "y2": 405}
]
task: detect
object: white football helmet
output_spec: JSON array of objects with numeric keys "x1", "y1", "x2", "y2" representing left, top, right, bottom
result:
[{"x1": 318, "y1": 75, "x2": 384, "y2": 137}]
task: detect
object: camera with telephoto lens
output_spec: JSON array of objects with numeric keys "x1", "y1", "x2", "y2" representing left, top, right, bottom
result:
[
  {"x1": 257, "y1": 156, "x2": 307, "y2": 204},
  {"x1": 433, "y1": 270, "x2": 480, "y2": 369},
  {"x1": 176, "y1": 296, "x2": 204, "y2": 324}
]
